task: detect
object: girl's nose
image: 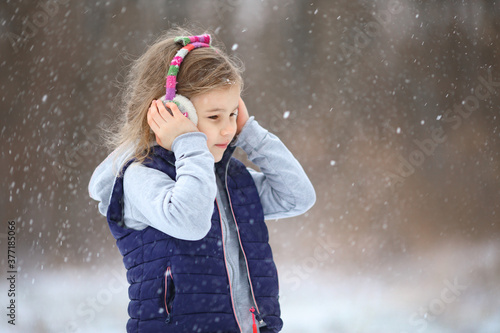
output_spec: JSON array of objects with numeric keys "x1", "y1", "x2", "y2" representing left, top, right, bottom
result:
[{"x1": 220, "y1": 121, "x2": 235, "y2": 136}]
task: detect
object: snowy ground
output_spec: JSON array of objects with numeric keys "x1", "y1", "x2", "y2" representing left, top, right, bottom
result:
[{"x1": 1, "y1": 240, "x2": 499, "y2": 333}]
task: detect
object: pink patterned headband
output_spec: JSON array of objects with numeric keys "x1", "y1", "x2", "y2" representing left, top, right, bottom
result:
[{"x1": 164, "y1": 34, "x2": 212, "y2": 101}]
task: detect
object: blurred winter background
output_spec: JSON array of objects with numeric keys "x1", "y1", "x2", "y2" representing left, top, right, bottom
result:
[{"x1": 1, "y1": 0, "x2": 500, "y2": 332}]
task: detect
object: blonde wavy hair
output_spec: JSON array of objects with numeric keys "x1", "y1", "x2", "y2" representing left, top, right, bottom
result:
[{"x1": 103, "y1": 25, "x2": 244, "y2": 174}]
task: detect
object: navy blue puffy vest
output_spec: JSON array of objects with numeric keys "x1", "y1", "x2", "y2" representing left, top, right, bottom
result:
[{"x1": 106, "y1": 144, "x2": 283, "y2": 333}]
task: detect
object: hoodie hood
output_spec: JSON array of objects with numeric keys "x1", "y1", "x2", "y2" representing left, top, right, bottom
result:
[{"x1": 88, "y1": 142, "x2": 138, "y2": 216}]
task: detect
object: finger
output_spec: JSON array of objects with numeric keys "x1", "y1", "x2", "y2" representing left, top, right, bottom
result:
[
  {"x1": 156, "y1": 100, "x2": 176, "y2": 119},
  {"x1": 165, "y1": 102, "x2": 183, "y2": 116},
  {"x1": 147, "y1": 108, "x2": 161, "y2": 132},
  {"x1": 239, "y1": 97, "x2": 248, "y2": 113},
  {"x1": 152, "y1": 100, "x2": 168, "y2": 122},
  {"x1": 162, "y1": 101, "x2": 182, "y2": 117},
  {"x1": 150, "y1": 102, "x2": 169, "y2": 125},
  {"x1": 150, "y1": 100, "x2": 162, "y2": 116},
  {"x1": 147, "y1": 111, "x2": 159, "y2": 133}
]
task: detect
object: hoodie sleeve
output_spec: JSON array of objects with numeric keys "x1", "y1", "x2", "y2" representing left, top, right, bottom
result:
[
  {"x1": 233, "y1": 116, "x2": 316, "y2": 220},
  {"x1": 121, "y1": 132, "x2": 217, "y2": 241}
]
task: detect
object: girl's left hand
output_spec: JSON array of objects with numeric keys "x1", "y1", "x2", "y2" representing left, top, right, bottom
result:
[{"x1": 236, "y1": 97, "x2": 250, "y2": 135}]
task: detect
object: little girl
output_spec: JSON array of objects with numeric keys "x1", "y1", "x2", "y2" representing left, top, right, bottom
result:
[{"x1": 88, "y1": 27, "x2": 316, "y2": 333}]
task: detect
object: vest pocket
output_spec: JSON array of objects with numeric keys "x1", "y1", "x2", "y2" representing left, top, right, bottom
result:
[{"x1": 164, "y1": 266, "x2": 175, "y2": 323}]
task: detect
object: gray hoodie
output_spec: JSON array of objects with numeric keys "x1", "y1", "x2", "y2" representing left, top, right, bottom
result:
[{"x1": 88, "y1": 116, "x2": 316, "y2": 332}]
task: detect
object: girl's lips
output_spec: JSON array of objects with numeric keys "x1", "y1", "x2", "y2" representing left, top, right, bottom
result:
[{"x1": 215, "y1": 143, "x2": 228, "y2": 148}]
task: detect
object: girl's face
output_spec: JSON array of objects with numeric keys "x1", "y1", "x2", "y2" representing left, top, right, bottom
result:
[{"x1": 191, "y1": 84, "x2": 240, "y2": 163}]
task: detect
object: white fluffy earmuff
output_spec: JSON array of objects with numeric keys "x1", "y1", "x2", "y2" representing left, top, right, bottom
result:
[{"x1": 159, "y1": 94, "x2": 198, "y2": 126}]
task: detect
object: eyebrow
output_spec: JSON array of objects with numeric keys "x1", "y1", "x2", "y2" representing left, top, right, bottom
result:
[{"x1": 205, "y1": 105, "x2": 239, "y2": 113}]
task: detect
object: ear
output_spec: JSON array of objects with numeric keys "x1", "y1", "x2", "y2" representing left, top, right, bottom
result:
[{"x1": 159, "y1": 94, "x2": 198, "y2": 126}]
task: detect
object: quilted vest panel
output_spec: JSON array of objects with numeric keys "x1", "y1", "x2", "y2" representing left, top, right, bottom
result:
[{"x1": 106, "y1": 145, "x2": 283, "y2": 333}]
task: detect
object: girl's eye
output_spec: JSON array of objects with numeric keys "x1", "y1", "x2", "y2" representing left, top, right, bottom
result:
[{"x1": 208, "y1": 113, "x2": 237, "y2": 120}]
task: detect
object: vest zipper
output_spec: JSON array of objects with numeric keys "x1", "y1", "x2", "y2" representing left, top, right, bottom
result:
[
  {"x1": 250, "y1": 307, "x2": 258, "y2": 333},
  {"x1": 215, "y1": 198, "x2": 243, "y2": 332},
  {"x1": 224, "y1": 161, "x2": 265, "y2": 326}
]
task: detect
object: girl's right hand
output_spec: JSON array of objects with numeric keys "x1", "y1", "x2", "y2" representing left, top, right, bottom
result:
[{"x1": 147, "y1": 100, "x2": 199, "y2": 151}]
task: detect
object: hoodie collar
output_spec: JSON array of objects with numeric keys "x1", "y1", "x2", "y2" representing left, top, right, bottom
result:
[{"x1": 214, "y1": 140, "x2": 237, "y2": 181}]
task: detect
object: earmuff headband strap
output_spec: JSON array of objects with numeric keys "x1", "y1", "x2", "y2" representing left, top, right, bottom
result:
[{"x1": 164, "y1": 34, "x2": 212, "y2": 101}]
